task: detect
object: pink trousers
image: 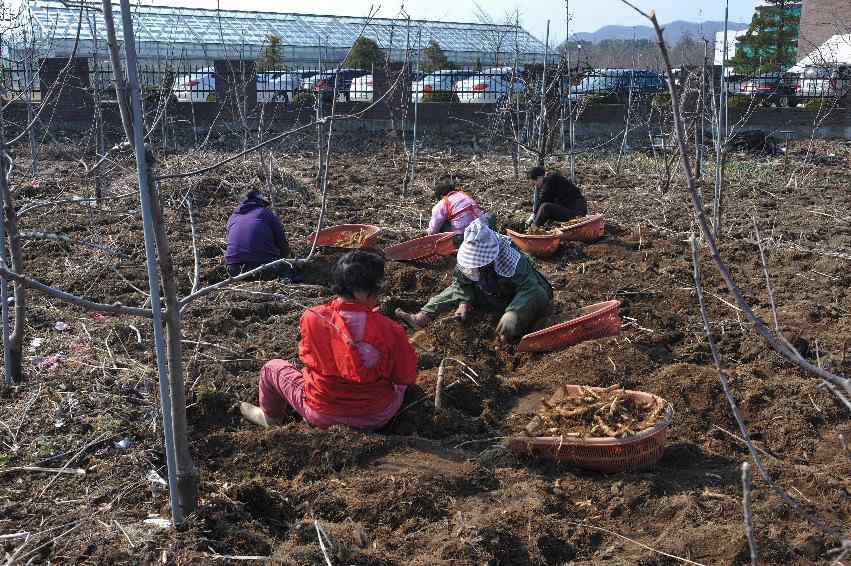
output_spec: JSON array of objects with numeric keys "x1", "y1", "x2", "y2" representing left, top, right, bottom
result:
[{"x1": 258, "y1": 359, "x2": 406, "y2": 430}]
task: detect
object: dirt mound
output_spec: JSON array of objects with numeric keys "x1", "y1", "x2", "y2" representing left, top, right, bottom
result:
[{"x1": 3, "y1": 143, "x2": 850, "y2": 564}]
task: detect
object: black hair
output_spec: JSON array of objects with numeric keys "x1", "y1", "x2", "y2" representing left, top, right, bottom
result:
[
  {"x1": 331, "y1": 250, "x2": 386, "y2": 298},
  {"x1": 433, "y1": 177, "x2": 457, "y2": 198},
  {"x1": 241, "y1": 189, "x2": 269, "y2": 205},
  {"x1": 527, "y1": 166, "x2": 546, "y2": 180}
]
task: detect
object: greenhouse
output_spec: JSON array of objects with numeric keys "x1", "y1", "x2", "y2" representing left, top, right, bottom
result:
[{"x1": 10, "y1": 0, "x2": 549, "y2": 67}]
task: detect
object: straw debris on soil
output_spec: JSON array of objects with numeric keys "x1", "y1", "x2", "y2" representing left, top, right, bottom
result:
[
  {"x1": 526, "y1": 385, "x2": 667, "y2": 439},
  {"x1": 4, "y1": 139, "x2": 851, "y2": 565}
]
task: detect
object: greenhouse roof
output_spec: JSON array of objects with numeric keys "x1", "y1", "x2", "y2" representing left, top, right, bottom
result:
[{"x1": 22, "y1": 0, "x2": 547, "y2": 55}]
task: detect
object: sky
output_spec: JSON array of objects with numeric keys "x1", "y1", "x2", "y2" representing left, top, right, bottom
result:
[{"x1": 130, "y1": 0, "x2": 763, "y2": 42}]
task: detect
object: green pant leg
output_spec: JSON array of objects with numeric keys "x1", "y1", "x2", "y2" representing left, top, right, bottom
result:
[
  {"x1": 502, "y1": 256, "x2": 554, "y2": 336},
  {"x1": 508, "y1": 287, "x2": 552, "y2": 335},
  {"x1": 421, "y1": 271, "x2": 483, "y2": 315}
]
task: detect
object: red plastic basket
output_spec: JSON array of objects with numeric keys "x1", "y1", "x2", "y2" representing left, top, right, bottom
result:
[
  {"x1": 558, "y1": 214, "x2": 605, "y2": 243},
  {"x1": 384, "y1": 233, "x2": 457, "y2": 262},
  {"x1": 517, "y1": 300, "x2": 621, "y2": 353},
  {"x1": 312, "y1": 224, "x2": 381, "y2": 249},
  {"x1": 505, "y1": 229, "x2": 562, "y2": 257},
  {"x1": 506, "y1": 384, "x2": 673, "y2": 473}
]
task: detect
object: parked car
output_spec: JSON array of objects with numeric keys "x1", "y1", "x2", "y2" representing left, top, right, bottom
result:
[
  {"x1": 349, "y1": 70, "x2": 429, "y2": 103},
  {"x1": 453, "y1": 67, "x2": 526, "y2": 104},
  {"x1": 173, "y1": 68, "x2": 316, "y2": 103},
  {"x1": 172, "y1": 68, "x2": 217, "y2": 103},
  {"x1": 411, "y1": 69, "x2": 476, "y2": 103},
  {"x1": 564, "y1": 69, "x2": 665, "y2": 103},
  {"x1": 256, "y1": 69, "x2": 320, "y2": 103},
  {"x1": 256, "y1": 71, "x2": 299, "y2": 103},
  {"x1": 728, "y1": 72, "x2": 798, "y2": 107},
  {"x1": 795, "y1": 65, "x2": 851, "y2": 100},
  {"x1": 301, "y1": 69, "x2": 368, "y2": 102},
  {"x1": 349, "y1": 74, "x2": 373, "y2": 102}
]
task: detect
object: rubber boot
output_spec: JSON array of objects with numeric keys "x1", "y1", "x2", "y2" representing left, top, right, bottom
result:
[
  {"x1": 240, "y1": 402, "x2": 283, "y2": 428},
  {"x1": 395, "y1": 308, "x2": 434, "y2": 330}
]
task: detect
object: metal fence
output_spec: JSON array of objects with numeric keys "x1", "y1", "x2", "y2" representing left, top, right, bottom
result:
[{"x1": 2, "y1": 59, "x2": 849, "y2": 107}]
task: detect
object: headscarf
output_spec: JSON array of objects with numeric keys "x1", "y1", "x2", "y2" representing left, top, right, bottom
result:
[{"x1": 457, "y1": 218, "x2": 521, "y2": 280}]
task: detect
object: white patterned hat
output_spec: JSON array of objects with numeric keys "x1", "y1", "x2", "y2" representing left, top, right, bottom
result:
[{"x1": 457, "y1": 218, "x2": 500, "y2": 269}]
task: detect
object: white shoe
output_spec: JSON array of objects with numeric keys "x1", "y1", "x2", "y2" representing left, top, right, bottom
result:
[{"x1": 240, "y1": 402, "x2": 282, "y2": 428}]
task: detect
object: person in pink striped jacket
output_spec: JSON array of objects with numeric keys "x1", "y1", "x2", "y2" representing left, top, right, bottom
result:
[{"x1": 426, "y1": 178, "x2": 495, "y2": 236}]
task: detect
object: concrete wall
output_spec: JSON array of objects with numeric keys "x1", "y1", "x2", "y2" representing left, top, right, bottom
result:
[{"x1": 573, "y1": 104, "x2": 851, "y2": 143}]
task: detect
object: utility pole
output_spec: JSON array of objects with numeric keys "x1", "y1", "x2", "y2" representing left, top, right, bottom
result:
[
  {"x1": 565, "y1": 0, "x2": 576, "y2": 182},
  {"x1": 714, "y1": 0, "x2": 730, "y2": 240}
]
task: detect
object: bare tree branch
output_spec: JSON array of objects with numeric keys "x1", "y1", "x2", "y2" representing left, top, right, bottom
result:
[
  {"x1": 618, "y1": 1, "x2": 851, "y2": 401},
  {"x1": 18, "y1": 230, "x2": 127, "y2": 258},
  {"x1": 0, "y1": 264, "x2": 152, "y2": 318},
  {"x1": 741, "y1": 462, "x2": 759, "y2": 566}
]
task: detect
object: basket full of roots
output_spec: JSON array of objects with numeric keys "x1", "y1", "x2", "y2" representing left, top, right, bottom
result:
[
  {"x1": 312, "y1": 224, "x2": 382, "y2": 249},
  {"x1": 523, "y1": 214, "x2": 606, "y2": 243},
  {"x1": 507, "y1": 384, "x2": 673, "y2": 473}
]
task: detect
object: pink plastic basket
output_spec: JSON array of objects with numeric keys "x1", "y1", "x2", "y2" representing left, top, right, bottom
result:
[
  {"x1": 506, "y1": 384, "x2": 673, "y2": 473},
  {"x1": 384, "y1": 233, "x2": 457, "y2": 262},
  {"x1": 505, "y1": 229, "x2": 562, "y2": 257},
  {"x1": 517, "y1": 300, "x2": 621, "y2": 353},
  {"x1": 558, "y1": 214, "x2": 605, "y2": 243},
  {"x1": 312, "y1": 224, "x2": 381, "y2": 249}
]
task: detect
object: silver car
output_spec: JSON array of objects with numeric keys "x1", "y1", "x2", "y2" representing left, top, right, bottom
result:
[
  {"x1": 795, "y1": 65, "x2": 851, "y2": 100},
  {"x1": 411, "y1": 69, "x2": 476, "y2": 103},
  {"x1": 454, "y1": 67, "x2": 526, "y2": 104},
  {"x1": 256, "y1": 71, "x2": 302, "y2": 103}
]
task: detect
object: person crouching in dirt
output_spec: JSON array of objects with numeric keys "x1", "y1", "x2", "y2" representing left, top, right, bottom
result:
[
  {"x1": 225, "y1": 190, "x2": 296, "y2": 281},
  {"x1": 426, "y1": 177, "x2": 496, "y2": 238},
  {"x1": 396, "y1": 218, "x2": 552, "y2": 342},
  {"x1": 240, "y1": 250, "x2": 418, "y2": 430},
  {"x1": 526, "y1": 167, "x2": 588, "y2": 227}
]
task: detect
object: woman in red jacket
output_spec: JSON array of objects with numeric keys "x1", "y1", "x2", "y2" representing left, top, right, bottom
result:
[{"x1": 240, "y1": 250, "x2": 417, "y2": 430}]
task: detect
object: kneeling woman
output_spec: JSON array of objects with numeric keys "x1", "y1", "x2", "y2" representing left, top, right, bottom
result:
[
  {"x1": 240, "y1": 251, "x2": 417, "y2": 430},
  {"x1": 396, "y1": 218, "x2": 552, "y2": 341}
]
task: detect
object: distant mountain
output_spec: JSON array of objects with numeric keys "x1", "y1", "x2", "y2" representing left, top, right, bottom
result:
[{"x1": 571, "y1": 20, "x2": 750, "y2": 44}]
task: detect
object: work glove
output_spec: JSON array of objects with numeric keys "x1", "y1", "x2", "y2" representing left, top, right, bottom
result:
[
  {"x1": 524, "y1": 213, "x2": 535, "y2": 230},
  {"x1": 496, "y1": 310, "x2": 520, "y2": 341}
]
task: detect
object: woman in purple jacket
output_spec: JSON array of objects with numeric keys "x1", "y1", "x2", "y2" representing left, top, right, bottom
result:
[{"x1": 225, "y1": 190, "x2": 293, "y2": 279}]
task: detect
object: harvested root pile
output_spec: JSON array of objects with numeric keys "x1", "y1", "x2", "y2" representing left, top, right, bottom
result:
[
  {"x1": 526, "y1": 216, "x2": 588, "y2": 235},
  {"x1": 335, "y1": 229, "x2": 370, "y2": 248},
  {"x1": 526, "y1": 385, "x2": 666, "y2": 439}
]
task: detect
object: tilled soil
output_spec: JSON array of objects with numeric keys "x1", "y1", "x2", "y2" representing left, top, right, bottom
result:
[{"x1": 1, "y1": 139, "x2": 850, "y2": 565}]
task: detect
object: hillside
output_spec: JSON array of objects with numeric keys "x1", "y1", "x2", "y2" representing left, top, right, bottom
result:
[{"x1": 573, "y1": 20, "x2": 749, "y2": 44}]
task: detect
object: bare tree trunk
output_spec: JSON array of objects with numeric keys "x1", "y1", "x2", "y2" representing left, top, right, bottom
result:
[
  {"x1": 404, "y1": 30, "x2": 422, "y2": 197},
  {"x1": 0, "y1": 143, "x2": 25, "y2": 382},
  {"x1": 714, "y1": 0, "x2": 730, "y2": 240},
  {"x1": 537, "y1": 22, "x2": 551, "y2": 169},
  {"x1": 151, "y1": 180, "x2": 197, "y2": 511},
  {"x1": 616, "y1": 70, "x2": 635, "y2": 174},
  {"x1": 119, "y1": 0, "x2": 194, "y2": 525},
  {"x1": 101, "y1": 0, "x2": 134, "y2": 145},
  {"x1": 0, "y1": 192, "x2": 10, "y2": 384}
]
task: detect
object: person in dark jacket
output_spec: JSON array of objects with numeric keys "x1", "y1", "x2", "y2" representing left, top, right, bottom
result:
[
  {"x1": 527, "y1": 167, "x2": 588, "y2": 227},
  {"x1": 226, "y1": 190, "x2": 293, "y2": 279}
]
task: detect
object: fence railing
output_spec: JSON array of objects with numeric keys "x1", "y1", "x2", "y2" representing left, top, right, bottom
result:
[{"x1": 1, "y1": 60, "x2": 849, "y2": 107}]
